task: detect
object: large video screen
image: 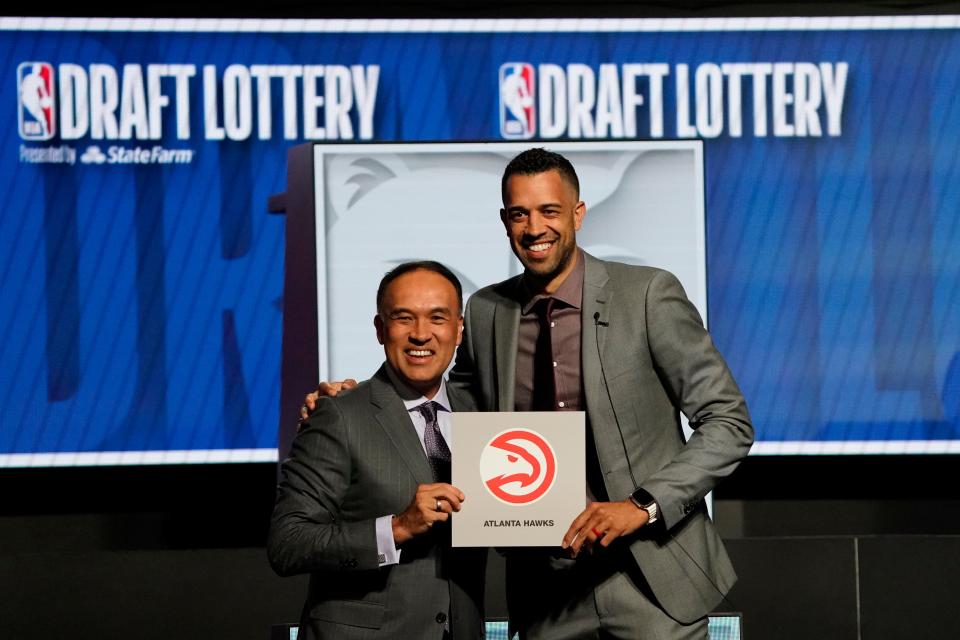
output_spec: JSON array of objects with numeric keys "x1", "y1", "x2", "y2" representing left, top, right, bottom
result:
[
  {"x1": 2, "y1": 16, "x2": 958, "y2": 466},
  {"x1": 312, "y1": 142, "x2": 706, "y2": 384}
]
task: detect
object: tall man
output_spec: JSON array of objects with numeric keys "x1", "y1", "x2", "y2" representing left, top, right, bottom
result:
[
  {"x1": 447, "y1": 148, "x2": 753, "y2": 639},
  {"x1": 306, "y1": 149, "x2": 753, "y2": 639},
  {"x1": 270, "y1": 262, "x2": 486, "y2": 640}
]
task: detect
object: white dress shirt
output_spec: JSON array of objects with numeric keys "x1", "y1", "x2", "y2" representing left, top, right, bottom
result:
[{"x1": 375, "y1": 376, "x2": 454, "y2": 566}]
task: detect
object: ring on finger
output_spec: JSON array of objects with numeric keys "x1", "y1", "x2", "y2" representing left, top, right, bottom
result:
[{"x1": 436, "y1": 499, "x2": 442, "y2": 512}]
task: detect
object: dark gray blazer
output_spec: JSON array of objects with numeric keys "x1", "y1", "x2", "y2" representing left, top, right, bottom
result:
[
  {"x1": 268, "y1": 365, "x2": 486, "y2": 640},
  {"x1": 449, "y1": 251, "x2": 753, "y2": 624}
]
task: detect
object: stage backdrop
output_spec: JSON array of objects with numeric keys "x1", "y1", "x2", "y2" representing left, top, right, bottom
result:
[{"x1": 2, "y1": 16, "x2": 959, "y2": 466}]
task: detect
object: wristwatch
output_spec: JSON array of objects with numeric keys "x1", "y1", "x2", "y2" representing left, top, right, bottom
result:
[{"x1": 628, "y1": 491, "x2": 659, "y2": 525}]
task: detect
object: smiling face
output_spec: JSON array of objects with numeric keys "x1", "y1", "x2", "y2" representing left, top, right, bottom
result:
[
  {"x1": 501, "y1": 169, "x2": 586, "y2": 294},
  {"x1": 374, "y1": 269, "x2": 463, "y2": 399}
]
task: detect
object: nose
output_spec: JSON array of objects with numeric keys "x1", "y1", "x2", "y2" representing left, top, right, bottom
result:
[
  {"x1": 524, "y1": 211, "x2": 547, "y2": 238},
  {"x1": 409, "y1": 318, "x2": 431, "y2": 344}
]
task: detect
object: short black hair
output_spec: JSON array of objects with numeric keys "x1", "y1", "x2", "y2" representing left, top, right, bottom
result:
[
  {"x1": 501, "y1": 148, "x2": 580, "y2": 201},
  {"x1": 376, "y1": 261, "x2": 463, "y2": 316}
]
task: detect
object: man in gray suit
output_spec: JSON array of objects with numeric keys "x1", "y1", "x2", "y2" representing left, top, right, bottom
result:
[
  {"x1": 447, "y1": 148, "x2": 754, "y2": 639},
  {"x1": 270, "y1": 261, "x2": 486, "y2": 640}
]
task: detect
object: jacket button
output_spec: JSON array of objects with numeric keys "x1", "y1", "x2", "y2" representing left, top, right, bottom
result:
[{"x1": 435, "y1": 612, "x2": 447, "y2": 624}]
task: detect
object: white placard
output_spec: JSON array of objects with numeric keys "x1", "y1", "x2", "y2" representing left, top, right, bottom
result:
[{"x1": 451, "y1": 411, "x2": 585, "y2": 547}]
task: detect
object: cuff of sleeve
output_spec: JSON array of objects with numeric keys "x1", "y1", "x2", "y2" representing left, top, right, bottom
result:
[{"x1": 375, "y1": 515, "x2": 402, "y2": 566}]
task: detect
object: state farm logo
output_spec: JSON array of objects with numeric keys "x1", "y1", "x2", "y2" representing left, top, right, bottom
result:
[{"x1": 479, "y1": 428, "x2": 556, "y2": 505}]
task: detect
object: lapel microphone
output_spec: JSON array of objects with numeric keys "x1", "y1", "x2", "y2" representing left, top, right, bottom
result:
[{"x1": 592, "y1": 312, "x2": 609, "y2": 327}]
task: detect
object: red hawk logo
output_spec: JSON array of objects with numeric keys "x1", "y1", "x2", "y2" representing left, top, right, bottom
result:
[{"x1": 480, "y1": 428, "x2": 556, "y2": 505}]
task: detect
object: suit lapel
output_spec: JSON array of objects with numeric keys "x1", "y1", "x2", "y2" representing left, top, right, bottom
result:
[
  {"x1": 581, "y1": 253, "x2": 613, "y2": 413},
  {"x1": 369, "y1": 366, "x2": 434, "y2": 485},
  {"x1": 493, "y1": 292, "x2": 520, "y2": 412},
  {"x1": 447, "y1": 383, "x2": 474, "y2": 413}
]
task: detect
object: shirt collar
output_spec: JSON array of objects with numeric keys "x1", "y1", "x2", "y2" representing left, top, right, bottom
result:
[
  {"x1": 383, "y1": 363, "x2": 452, "y2": 413},
  {"x1": 521, "y1": 247, "x2": 585, "y2": 315}
]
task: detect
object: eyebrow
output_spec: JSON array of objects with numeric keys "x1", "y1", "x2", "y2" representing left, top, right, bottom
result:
[
  {"x1": 507, "y1": 201, "x2": 562, "y2": 210},
  {"x1": 389, "y1": 306, "x2": 454, "y2": 316}
]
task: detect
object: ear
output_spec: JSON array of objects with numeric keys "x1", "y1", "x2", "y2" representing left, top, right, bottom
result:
[
  {"x1": 374, "y1": 314, "x2": 385, "y2": 345},
  {"x1": 500, "y1": 208, "x2": 510, "y2": 235},
  {"x1": 456, "y1": 315, "x2": 464, "y2": 347},
  {"x1": 573, "y1": 200, "x2": 586, "y2": 231}
]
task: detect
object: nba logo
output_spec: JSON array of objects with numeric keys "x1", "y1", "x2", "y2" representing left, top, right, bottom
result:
[
  {"x1": 499, "y1": 62, "x2": 535, "y2": 139},
  {"x1": 18, "y1": 62, "x2": 56, "y2": 141}
]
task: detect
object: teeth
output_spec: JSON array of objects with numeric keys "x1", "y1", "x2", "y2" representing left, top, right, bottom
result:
[
  {"x1": 528, "y1": 242, "x2": 552, "y2": 252},
  {"x1": 407, "y1": 350, "x2": 432, "y2": 356}
]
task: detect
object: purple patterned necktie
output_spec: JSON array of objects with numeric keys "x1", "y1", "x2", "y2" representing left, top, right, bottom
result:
[{"x1": 414, "y1": 401, "x2": 451, "y2": 483}]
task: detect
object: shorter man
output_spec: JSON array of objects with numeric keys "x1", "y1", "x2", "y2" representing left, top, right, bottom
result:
[{"x1": 269, "y1": 261, "x2": 486, "y2": 640}]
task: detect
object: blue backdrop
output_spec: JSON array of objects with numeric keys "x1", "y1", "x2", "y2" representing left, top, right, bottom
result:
[{"x1": 2, "y1": 18, "x2": 958, "y2": 462}]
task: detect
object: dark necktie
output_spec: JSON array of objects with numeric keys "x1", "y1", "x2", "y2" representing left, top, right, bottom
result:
[
  {"x1": 414, "y1": 401, "x2": 451, "y2": 483},
  {"x1": 532, "y1": 297, "x2": 556, "y2": 411}
]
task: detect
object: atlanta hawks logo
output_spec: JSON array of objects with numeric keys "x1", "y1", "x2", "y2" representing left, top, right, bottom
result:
[{"x1": 479, "y1": 428, "x2": 557, "y2": 505}]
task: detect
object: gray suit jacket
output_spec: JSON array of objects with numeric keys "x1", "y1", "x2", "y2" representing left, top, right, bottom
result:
[
  {"x1": 449, "y1": 252, "x2": 753, "y2": 624},
  {"x1": 268, "y1": 365, "x2": 486, "y2": 639}
]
